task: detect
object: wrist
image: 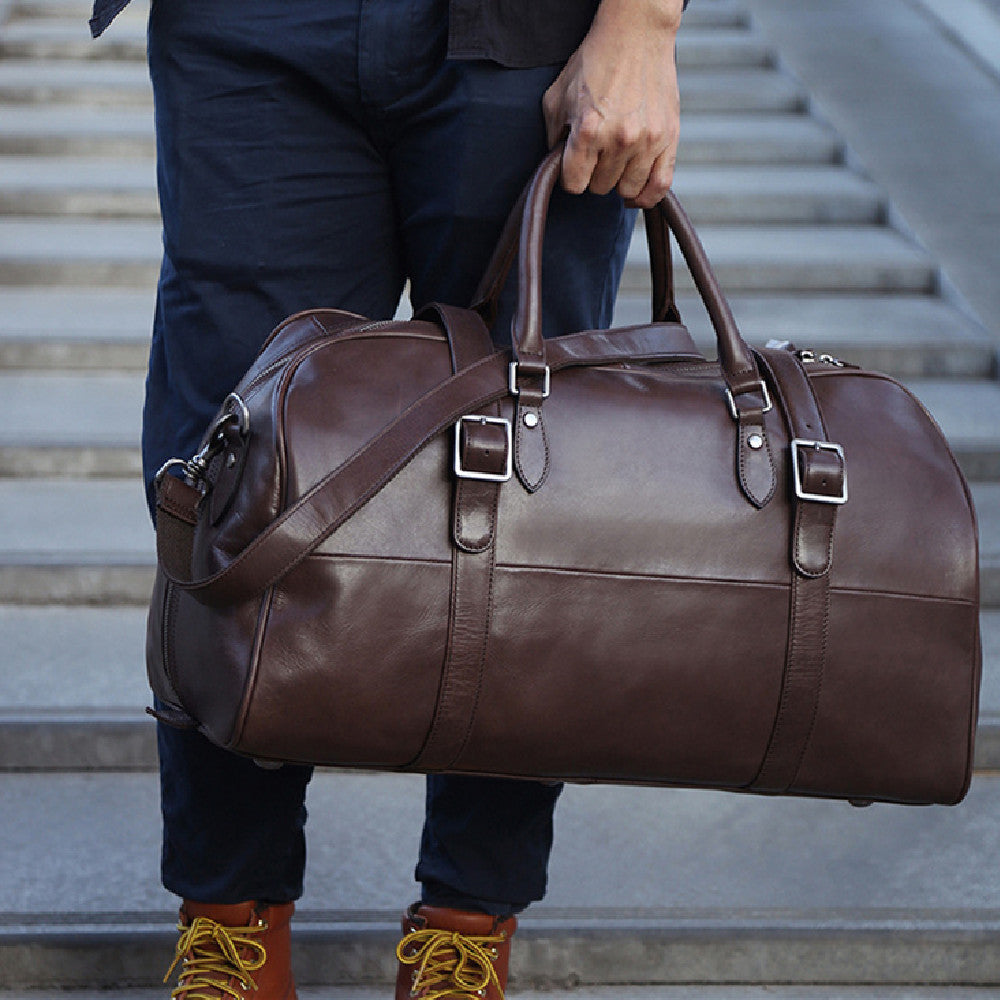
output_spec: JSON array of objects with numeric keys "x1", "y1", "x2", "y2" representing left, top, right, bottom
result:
[{"x1": 591, "y1": 0, "x2": 684, "y2": 35}]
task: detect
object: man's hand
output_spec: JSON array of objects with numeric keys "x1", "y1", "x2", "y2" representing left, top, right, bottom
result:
[{"x1": 542, "y1": 0, "x2": 683, "y2": 208}]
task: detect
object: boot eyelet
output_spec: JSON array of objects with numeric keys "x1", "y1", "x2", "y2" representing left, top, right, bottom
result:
[{"x1": 489, "y1": 947, "x2": 499, "y2": 959}]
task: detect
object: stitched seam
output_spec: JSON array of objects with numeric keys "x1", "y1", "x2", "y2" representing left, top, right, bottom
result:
[
  {"x1": 790, "y1": 584, "x2": 830, "y2": 785},
  {"x1": 754, "y1": 572, "x2": 802, "y2": 786},
  {"x1": 230, "y1": 587, "x2": 275, "y2": 749},
  {"x1": 737, "y1": 413, "x2": 774, "y2": 508},
  {"x1": 414, "y1": 557, "x2": 465, "y2": 766}
]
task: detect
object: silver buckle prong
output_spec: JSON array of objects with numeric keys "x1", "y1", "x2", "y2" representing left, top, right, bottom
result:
[
  {"x1": 453, "y1": 415, "x2": 513, "y2": 483},
  {"x1": 790, "y1": 438, "x2": 848, "y2": 505}
]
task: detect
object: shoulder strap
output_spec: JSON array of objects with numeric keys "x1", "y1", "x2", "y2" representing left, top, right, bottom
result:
[{"x1": 155, "y1": 325, "x2": 702, "y2": 607}]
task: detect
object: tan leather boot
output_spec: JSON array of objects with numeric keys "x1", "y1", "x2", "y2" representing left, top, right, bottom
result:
[
  {"x1": 164, "y1": 900, "x2": 297, "y2": 1000},
  {"x1": 395, "y1": 903, "x2": 516, "y2": 1000}
]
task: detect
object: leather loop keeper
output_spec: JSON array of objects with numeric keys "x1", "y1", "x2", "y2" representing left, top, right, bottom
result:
[
  {"x1": 736, "y1": 408, "x2": 777, "y2": 509},
  {"x1": 514, "y1": 400, "x2": 549, "y2": 493}
]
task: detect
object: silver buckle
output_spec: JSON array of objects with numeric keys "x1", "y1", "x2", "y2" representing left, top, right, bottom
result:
[
  {"x1": 453, "y1": 415, "x2": 513, "y2": 482},
  {"x1": 791, "y1": 438, "x2": 848, "y2": 505},
  {"x1": 725, "y1": 380, "x2": 772, "y2": 420},
  {"x1": 508, "y1": 362, "x2": 551, "y2": 399}
]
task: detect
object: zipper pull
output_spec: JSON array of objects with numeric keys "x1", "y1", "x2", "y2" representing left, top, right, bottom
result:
[{"x1": 795, "y1": 348, "x2": 849, "y2": 368}]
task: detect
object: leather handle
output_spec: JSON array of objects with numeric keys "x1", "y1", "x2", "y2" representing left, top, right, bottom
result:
[
  {"x1": 471, "y1": 151, "x2": 681, "y2": 334},
  {"x1": 473, "y1": 143, "x2": 761, "y2": 392}
]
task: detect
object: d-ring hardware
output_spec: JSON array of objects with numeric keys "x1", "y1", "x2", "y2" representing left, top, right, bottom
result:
[
  {"x1": 508, "y1": 362, "x2": 550, "y2": 399},
  {"x1": 725, "y1": 380, "x2": 772, "y2": 421}
]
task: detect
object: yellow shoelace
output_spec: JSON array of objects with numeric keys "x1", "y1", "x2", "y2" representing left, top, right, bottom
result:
[
  {"x1": 164, "y1": 915, "x2": 268, "y2": 1000},
  {"x1": 397, "y1": 926, "x2": 506, "y2": 1000}
]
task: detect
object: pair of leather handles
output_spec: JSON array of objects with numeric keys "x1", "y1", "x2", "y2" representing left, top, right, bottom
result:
[{"x1": 471, "y1": 143, "x2": 763, "y2": 397}]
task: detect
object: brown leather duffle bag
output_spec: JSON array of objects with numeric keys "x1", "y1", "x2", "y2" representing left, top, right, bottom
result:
[{"x1": 148, "y1": 148, "x2": 981, "y2": 806}]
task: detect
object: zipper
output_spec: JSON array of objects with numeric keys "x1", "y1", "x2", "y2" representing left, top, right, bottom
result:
[{"x1": 796, "y1": 349, "x2": 849, "y2": 368}]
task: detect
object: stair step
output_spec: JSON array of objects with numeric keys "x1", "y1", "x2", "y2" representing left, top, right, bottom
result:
[
  {"x1": 681, "y1": 1, "x2": 751, "y2": 30},
  {"x1": 672, "y1": 165, "x2": 883, "y2": 223},
  {"x1": 0, "y1": 112, "x2": 839, "y2": 166},
  {"x1": 906, "y1": 381, "x2": 1000, "y2": 480},
  {"x1": 677, "y1": 30, "x2": 773, "y2": 70},
  {"x1": 4, "y1": 771, "x2": 1000, "y2": 987},
  {"x1": 0, "y1": 288, "x2": 152, "y2": 370},
  {"x1": 1, "y1": 369, "x2": 999, "y2": 479},
  {"x1": 0, "y1": 155, "x2": 157, "y2": 216},
  {"x1": 625, "y1": 224, "x2": 937, "y2": 295},
  {"x1": 0, "y1": 218, "x2": 161, "y2": 286},
  {"x1": 677, "y1": 114, "x2": 843, "y2": 166},
  {"x1": 679, "y1": 69, "x2": 806, "y2": 114},
  {"x1": 10, "y1": 0, "x2": 145, "y2": 21},
  {"x1": 3, "y1": 292, "x2": 991, "y2": 379},
  {"x1": 0, "y1": 372, "x2": 142, "y2": 473},
  {"x1": 0, "y1": 479, "x2": 154, "y2": 604},
  {"x1": 976, "y1": 482, "x2": 1000, "y2": 607},
  {"x1": 0, "y1": 104, "x2": 154, "y2": 156},
  {"x1": 2, "y1": 606, "x2": 996, "y2": 772},
  {"x1": 0, "y1": 160, "x2": 880, "y2": 224},
  {"x1": 615, "y1": 294, "x2": 997, "y2": 380},
  {"x1": 0, "y1": 60, "x2": 153, "y2": 106},
  {"x1": 0, "y1": 21, "x2": 772, "y2": 68},
  {"x1": 0, "y1": 17, "x2": 148, "y2": 61},
  {"x1": 979, "y1": 610, "x2": 1000, "y2": 769},
  {"x1": 0, "y1": 605, "x2": 148, "y2": 709},
  {"x1": 0, "y1": 64, "x2": 805, "y2": 114},
  {"x1": 0, "y1": 219, "x2": 935, "y2": 294},
  {"x1": 0, "y1": 479, "x2": 996, "y2": 605}
]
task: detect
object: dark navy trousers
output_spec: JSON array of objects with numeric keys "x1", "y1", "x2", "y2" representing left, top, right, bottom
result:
[{"x1": 145, "y1": 0, "x2": 634, "y2": 913}]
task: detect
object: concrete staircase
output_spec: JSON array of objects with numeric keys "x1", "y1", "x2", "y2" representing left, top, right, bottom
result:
[{"x1": 2, "y1": 0, "x2": 1000, "y2": 994}]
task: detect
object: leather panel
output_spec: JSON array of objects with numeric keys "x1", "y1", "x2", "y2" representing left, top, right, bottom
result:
[
  {"x1": 240, "y1": 559, "x2": 451, "y2": 766},
  {"x1": 453, "y1": 567, "x2": 790, "y2": 785}
]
